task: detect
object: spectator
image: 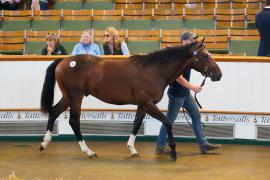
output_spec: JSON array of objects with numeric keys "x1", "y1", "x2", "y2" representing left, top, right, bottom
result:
[
  {"x1": 156, "y1": 31, "x2": 221, "y2": 154},
  {"x1": 41, "y1": 32, "x2": 68, "y2": 55},
  {"x1": 100, "y1": 27, "x2": 130, "y2": 55},
  {"x1": 72, "y1": 30, "x2": 101, "y2": 56},
  {"x1": 39, "y1": 0, "x2": 48, "y2": 10},
  {"x1": 31, "y1": 0, "x2": 40, "y2": 10},
  {"x1": 31, "y1": 0, "x2": 49, "y2": 10},
  {"x1": 0, "y1": 0, "x2": 21, "y2": 10},
  {"x1": 256, "y1": 0, "x2": 270, "y2": 56}
]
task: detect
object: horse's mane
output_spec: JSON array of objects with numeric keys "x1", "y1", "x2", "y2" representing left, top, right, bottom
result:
[{"x1": 130, "y1": 42, "x2": 197, "y2": 67}]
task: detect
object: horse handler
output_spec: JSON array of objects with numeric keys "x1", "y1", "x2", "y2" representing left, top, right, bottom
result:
[{"x1": 156, "y1": 31, "x2": 221, "y2": 154}]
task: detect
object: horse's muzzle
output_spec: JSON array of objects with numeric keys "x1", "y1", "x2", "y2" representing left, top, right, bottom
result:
[
  {"x1": 206, "y1": 65, "x2": 222, "y2": 81},
  {"x1": 208, "y1": 71, "x2": 222, "y2": 81}
]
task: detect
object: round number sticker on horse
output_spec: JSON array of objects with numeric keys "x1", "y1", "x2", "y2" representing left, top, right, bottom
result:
[{"x1": 70, "y1": 61, "x2": 76, "y2": 68}]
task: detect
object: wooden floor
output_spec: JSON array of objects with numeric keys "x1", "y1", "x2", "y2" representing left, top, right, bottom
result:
[{"x1": 0, "y1": 141, "x2": 269, "y2": 179}]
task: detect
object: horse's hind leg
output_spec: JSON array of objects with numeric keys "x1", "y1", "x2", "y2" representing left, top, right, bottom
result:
[
  {"x1": 128, "y1": 105, "x2": 146, "y2": 157},
  {"x1": 69, "y1": 99, "x2": 97, "y2": 158},
  {"x1": 142, "y1": 102, "x2": 177, "y2": 161},
  {"x1": 40, "y1": 97, "x2": 69, "y2": 151}
]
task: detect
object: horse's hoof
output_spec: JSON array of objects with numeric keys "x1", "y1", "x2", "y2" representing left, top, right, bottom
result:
[
  {"x1": 88, "y1": 153, "x2": 98, "y2": 159},
  {"x1": 131, "y1": 153, "x2": 140, "y2": 158},
  {"x1": 39, "y1": 144, "x2": 45, "y2": 151},
  {"x1": 169, "y1": 151, "x2": 177, "y2": 161}
]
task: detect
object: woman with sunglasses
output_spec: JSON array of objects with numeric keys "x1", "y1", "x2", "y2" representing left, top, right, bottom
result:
[{"x1": 101, "y1": 27, "x2": 130, "y2": 55}]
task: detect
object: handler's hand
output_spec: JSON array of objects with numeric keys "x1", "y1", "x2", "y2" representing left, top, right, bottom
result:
[{"x1": 191, "y1": 85, "x2": 202, "y2": 93}]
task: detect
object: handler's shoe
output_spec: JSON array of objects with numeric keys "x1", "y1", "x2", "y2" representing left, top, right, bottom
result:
[
  {"x1": 155, "y1": 146, "x2": 170, "y2": 154},
  {"x1": 200, "y1": 143, "x2": 221, "y2": 154}
]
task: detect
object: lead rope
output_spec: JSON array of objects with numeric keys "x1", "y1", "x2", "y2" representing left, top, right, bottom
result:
[
  {"x1": 182, "y1": 76, "x2": 207, "y2": 129},
  {"x1": 194, "y1": 76, "x2": 207, "y2": 109}
]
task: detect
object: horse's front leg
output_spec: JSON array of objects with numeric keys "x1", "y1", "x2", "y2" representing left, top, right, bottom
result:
[
  {"x1": 69, "y1": 100, "x2": 97, "y2": 158},
  {"x1": 142, "y1": 102, "x2": 177, "y2": 161},
  {"x1": 128, "y1": 106, "x2": 146, "y2": 157}
]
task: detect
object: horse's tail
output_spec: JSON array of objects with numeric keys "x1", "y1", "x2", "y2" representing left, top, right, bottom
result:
[{"x1": 40, "y1": 58, "x2": 63, "y2": 113}]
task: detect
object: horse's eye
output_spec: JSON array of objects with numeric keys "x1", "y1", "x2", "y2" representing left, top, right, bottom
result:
[{"x1": 203, "y1": 54, "x2": 209, "y2": 58}]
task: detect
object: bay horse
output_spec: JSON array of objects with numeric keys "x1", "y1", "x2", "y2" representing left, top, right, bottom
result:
[{"x1": 39, "y1": 37, "x2": 222, "y2": 160}]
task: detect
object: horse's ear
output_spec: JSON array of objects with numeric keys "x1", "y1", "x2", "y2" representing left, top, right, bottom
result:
[{"x1": 200, "y1": 36, "x2": 205, "y2": 46}]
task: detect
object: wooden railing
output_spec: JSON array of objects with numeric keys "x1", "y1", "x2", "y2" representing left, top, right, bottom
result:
[{"x1": 0, "y1": 55, "x2": 270, "y2": 62}]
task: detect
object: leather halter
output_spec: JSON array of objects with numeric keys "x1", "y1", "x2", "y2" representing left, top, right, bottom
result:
[{"x1": 193, "y1": 45, "x2": 214, "y2": 78}]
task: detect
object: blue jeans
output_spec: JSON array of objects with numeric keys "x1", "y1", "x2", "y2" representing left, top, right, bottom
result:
[{"x1": 156, "y1": 94, "x2": 208, "y2": 149}]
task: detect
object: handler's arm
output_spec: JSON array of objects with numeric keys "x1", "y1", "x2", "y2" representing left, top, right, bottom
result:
[{"x1": 176, "y1": 76, "x2": 202, "y2": 93}]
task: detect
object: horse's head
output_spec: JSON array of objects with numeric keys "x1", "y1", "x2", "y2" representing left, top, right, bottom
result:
[{"x1": 190, "y1": 37, "x2": 222, "y2": 81}]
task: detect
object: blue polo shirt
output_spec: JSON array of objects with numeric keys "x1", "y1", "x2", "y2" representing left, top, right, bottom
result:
[{"x1": 167, "y1": 69, "x2": 191, "y2": 97}]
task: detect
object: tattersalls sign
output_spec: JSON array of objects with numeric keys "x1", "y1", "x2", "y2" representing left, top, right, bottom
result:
[
  {"x1": 206, "y1": 114, "x2": 252, "y2": 124},
  {"x1": 256, "y1": 115, "x2": 270, "y2": 125},
  {"x1": 0, "y1": 111, "x2": 48, "y2": 121},
  {"x1": 0, "y1": 112, "x2": 14, "y2": 120},
  {"x1": 80, "y1": 112, "x2": 107, "y2": 120},
  {"x1": 0, "y1": 110, "x2": 269, "y2": 139},
  {"x1": 0, "y1": 110, "x2": 269, "y2": 125},
  {"x1": 0, "y1": 111, "x2": 270, "y2": 125}
]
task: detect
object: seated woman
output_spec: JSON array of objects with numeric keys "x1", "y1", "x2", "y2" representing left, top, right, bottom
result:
[
  {"x1": 72, "y1": 30, "x2": 101, "y2": 56},
  {"x1": 101, "y1": 27, "x2": 130, "y2": 55},
  {"x1": 41, "y1": 32, "x2": 68, "y2": 55}
]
